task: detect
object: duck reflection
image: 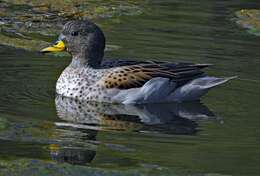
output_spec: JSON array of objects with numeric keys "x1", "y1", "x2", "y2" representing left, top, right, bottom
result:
[
  {"x1": 55, "y1": 95, "x2": 215, "y2": 134},
  {"x1": 49, "y1": 143, "x2": 96, "y2": 165},
  {"x1": 48, "y1": 125, "x2": 98, "y2": 165},
  {"x1": 51, "y1": 95, "x2": 216, "y2": 165}
]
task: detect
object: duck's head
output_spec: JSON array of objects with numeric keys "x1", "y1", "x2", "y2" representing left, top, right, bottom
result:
[{"x1": 41, "y1": 20, "x2": 106, "y2": 67}]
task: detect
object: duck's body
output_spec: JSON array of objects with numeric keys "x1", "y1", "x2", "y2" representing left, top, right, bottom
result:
[
  {"x1": 41, "y1": 20, "x2": 234, "y2": 104},
  {"x1": 56, "y1": 60, "x2": 233, "y2": 104}
]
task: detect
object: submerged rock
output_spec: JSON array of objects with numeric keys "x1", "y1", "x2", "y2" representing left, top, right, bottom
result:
[
  {"x1": 0, "y1": 33, "x2": 50, "y2": 51},
  {"x1": 0, "y1": 117, "x2": 9, "y2": 131},
  {"x1": 0, "y1": 0, "x2": 145, "y2": 52},
  {"x1": 0, "y1": 158, "x2": 177, "y2": 176},
  {"x1": 235, "y1": 9, "x2": 260, "y2": 36}
]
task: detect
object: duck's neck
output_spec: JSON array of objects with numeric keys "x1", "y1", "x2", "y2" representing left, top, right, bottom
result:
[{"x1": 70, "y1": 52, "x2": 102, "y2": 69}]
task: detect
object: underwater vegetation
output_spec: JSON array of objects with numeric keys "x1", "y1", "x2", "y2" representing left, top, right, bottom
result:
[
  {"x1": 0, "y1": 0, "x2": 145, "y2": 51},
  {"x1": 235, "y1": 9, "x2": 260, "y2": 36}
]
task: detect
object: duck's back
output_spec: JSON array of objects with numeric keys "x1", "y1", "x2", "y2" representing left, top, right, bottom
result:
[{"x1": 99, "y1": 60, "x2": 209, "y2": 89}]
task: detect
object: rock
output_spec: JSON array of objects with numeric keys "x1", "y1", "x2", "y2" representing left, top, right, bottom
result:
[
  {"x1": 0, "y1": 0, "x2": 146, "y2": 52},
  {"x1": 0, "y1": 117, "x2": 9, "y2": 131},
  {"x1": 235, "y1": 9, "x2": 260, "y2": 36}
]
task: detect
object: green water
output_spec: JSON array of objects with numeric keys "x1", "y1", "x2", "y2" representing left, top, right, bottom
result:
[{"x1": 0, "y1": 0, "x2": 260, "y2": 175}]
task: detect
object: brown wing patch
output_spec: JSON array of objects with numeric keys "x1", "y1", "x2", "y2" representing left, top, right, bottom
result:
[
  {"x1": 99, "y1": 63, "x2": 205, "y2": 89},
  {"x1": 101, "y1": 66, "x2": 151, "y2": 89}
]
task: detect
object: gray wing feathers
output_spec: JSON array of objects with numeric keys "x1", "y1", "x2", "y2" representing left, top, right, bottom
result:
[{"x1": 169, "y1": 76, "x2": 237, "y2": 102}]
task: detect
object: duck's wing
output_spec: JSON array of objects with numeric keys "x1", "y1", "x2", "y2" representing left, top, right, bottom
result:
[
  {"x1": 99, "y1": 63, "x2": 210, "y2": 89},
  {"x1": 101, "y1": 59, "x2": 174, "y2": 68}
]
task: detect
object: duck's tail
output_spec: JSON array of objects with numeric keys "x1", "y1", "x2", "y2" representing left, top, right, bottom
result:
[
  {"x1": 168, "y1": 76, "x2": 237, "y2": 102},
  {"x1": 114, "y1": 76, "x2": 236, "y2": 104}
]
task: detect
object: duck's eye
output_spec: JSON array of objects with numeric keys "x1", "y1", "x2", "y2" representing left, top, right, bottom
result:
[{"x1": 71, "y1": 31, "x2": 79, "y2": 36}]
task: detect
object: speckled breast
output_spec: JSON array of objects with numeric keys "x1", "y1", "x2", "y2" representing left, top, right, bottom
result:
[{"x1": 56, "y1": 66, "x2": 108, "y2": 101}]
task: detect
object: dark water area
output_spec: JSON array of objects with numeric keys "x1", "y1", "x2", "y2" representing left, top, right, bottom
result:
[{"x1": 0, "y1": 0, "x2": 260, "y2": 175}]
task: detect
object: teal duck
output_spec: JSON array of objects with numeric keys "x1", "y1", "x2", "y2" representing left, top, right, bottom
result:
[{"x1": 41, "y1": 20, "x2": 235, "y2": 104}]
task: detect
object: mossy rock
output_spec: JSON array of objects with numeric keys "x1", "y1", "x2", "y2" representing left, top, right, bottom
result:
[
  {"x1": 0, "y1": 158, "x2": 181, "y2": 176},
  {"x1": 0, "y1": 117, "x2": 9, "y2": 131},
  {"x1": 0, "y1": 0, "x2": 145, "y2": 52},
  {"x1": 235, "y1": 9, "x2": 260, "y2": 36}
]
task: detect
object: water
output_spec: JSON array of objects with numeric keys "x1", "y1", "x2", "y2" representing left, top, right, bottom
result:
[{"x1": 0, "y1": 0, "x2": 260, "y2": 175}]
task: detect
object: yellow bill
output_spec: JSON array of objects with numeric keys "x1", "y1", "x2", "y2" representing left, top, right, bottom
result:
[{"x1": 41, "y1": 40, "x2": 65, "y2": 53}]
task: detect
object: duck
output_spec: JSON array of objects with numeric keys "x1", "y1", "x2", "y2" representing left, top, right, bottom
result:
[{"x1": 41, "y1": 20, "x2": 235, "y2": 104}]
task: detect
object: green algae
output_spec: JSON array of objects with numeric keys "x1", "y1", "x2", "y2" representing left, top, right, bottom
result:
[
  {"x1": 0, "y1": 33, "x2": 50, "y2": 51},
  {"x1": 235, "y1": 9, "x2": 260, "y2": 36},
  {"x1": 0, "y1": 117, "x2": 9, "y2": 131},
  {"x1": 0, "y1": 158, "x2": 233, "y2": 176},
  {"x1": 0, "y1": 0, "x2": 145, "y2": 52},
  {"x1": 0, "y1": 159, "x2": 177, "y2": 176}
]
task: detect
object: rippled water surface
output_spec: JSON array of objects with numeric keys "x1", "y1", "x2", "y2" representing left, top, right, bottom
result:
[{"x1": 1, "y1": 0, "x2": 260, "y2": 175}]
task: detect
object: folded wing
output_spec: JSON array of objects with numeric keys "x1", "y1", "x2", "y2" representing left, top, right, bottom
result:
[{"x1": 99, "y1": 62, "x2": 210, "y2": 89}]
